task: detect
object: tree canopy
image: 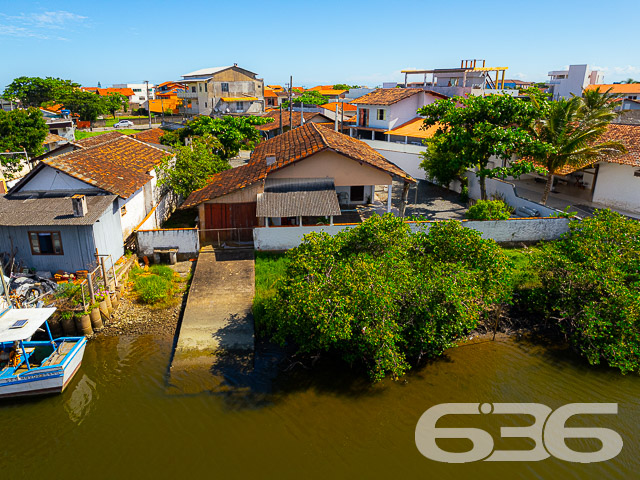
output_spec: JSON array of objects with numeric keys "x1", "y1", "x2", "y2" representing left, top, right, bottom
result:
[
  {"x1": 261, "y1": 215, "x2": 511, "y2": 381},
  {"x1": 169, "y1": 115, "x2": 272, "y2": 159},
  {"x1": 0, "y1": 108, "x2": 48, "y2": 176},
  {"x1": 527, "y1": 87, "x2": 626, "y2": 204},
  {"x1": 57, "y1": 89, "x2": 107, "y2": 123},
  {"x1": 104, "y1": 93, "x2": 129, "y2": 118},
  {"x1": 281, "y1": 90, "x2": 328, "y2": 109},
  {"x1": 2, "y1": 76, "x2": 79, "y2": 107},
  {"x1": 158, "y1": 135, "x2": 231, "y2": 198},
  {"x1": 332, "y1": 84, "x2": 360, "y2": 90},
  {"x1": 418, "y1": 94, "x2": 543, "y2": 199}
]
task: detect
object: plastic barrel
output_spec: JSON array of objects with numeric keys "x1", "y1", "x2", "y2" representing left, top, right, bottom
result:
[{"x1": 75, "y1": 314, "x2": 93, "y2": 336}]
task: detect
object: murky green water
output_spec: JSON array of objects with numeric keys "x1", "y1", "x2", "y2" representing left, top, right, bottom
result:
[{"x1": 0, "y1": 335, "x2": 638, "y2": 479}]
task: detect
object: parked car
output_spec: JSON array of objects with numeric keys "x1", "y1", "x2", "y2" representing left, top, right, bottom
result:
[{"x1": 114, "y1": 120, "x2": 134, "y2": 128}]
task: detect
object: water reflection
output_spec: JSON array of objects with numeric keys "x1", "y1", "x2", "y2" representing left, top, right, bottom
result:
[{"x1": 64, "y1": 374, "x2": 97, "y2": 425}]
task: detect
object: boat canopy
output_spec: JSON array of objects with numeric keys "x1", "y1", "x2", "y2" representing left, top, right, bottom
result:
[{"x1": 0, "y1": 308, "x2": 56, "y2": 343}]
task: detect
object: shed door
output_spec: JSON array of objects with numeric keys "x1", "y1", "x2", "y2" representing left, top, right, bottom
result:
[{"x1": 204, "y1": 203, "x2": 257, "y2": 242}]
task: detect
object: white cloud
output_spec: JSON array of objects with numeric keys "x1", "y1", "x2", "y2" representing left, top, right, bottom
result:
[{"x1": 0, "y1": 10, "x2": 86, "y2": 39}]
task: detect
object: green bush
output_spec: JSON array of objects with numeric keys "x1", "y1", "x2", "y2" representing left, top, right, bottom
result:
[
  {"x1": 134, "y1": 275, "x2": 172, "y2": 304},
  {"x1": 531, "y1": 210, "x2": 640, "y2": 374},
  {"x1": 261, "y1": 214, "x2": 511, "y2": 381},
  {"x1": 466, "y1": 199, "x2": 513, "y2": 220}
]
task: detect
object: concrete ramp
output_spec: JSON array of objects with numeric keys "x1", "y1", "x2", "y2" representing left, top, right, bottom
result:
[{"x1": 169, "y1": 247, "x2": 255, "y2": 394}]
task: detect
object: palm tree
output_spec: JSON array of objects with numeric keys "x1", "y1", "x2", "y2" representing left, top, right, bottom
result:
[
  {"x1": 622, "y1": 78, "x2": 638, "y2": 84},
  {"x1": 528, "y1": 90, "x2": 627, "y2": 205}
]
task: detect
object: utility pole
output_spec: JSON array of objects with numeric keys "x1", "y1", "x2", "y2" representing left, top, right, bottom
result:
[
  {"x1": 145, "y1": 80, "x2": 152, "y2": 129},
  {"x1": 340, "y1": 101, "x2": 344, "y2": 133},
  {"x1": 160, "y1": 97, "x2": 165, "y2": 120},
  {"x1": 289, "y1": 75, "x2": 293, "y2": 122},
  {"x1": 334, "y1": 103, "x2": 338, "y2": 131},
  {"x1": 300, "y1": 103, "x2": 304, "y2": 127},
  {"x1": 279, "y1": 103, "x2": 283, "y2": 135}
]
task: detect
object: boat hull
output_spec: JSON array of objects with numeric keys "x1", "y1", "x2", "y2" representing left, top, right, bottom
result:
[{"x1": 0, "y1": 337, "x2": 86, "y2": 398}]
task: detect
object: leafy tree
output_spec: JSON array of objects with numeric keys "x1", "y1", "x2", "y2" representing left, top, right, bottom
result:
[
  {"x1": 261, "y1": 215, "x2": 511, "y2": 381},
  {"x1": 527, "y1": 88, "x2": 626, "y2": 204},
  {"x1": 531, "y1": 210, "x2": 640, "y2": 374},
  {"x1": 178, "y1": 115, "x2": 272, "y2": 159},
  {"x1": 419, "y1": 94, "x2": 543, "y2": 199},
  {"x1": 2, "y1": 76, "x2": 79, "y2": 107},
  {"x1": 333, "y1": 84, "x2": 360, "y2": 90},
  {"x1": 104, "y1": 93, "x2": 129, "y2": 118},
  {"x1": 281, "y1": 90, "x2": 328, "y2": 109},
  {"x1": 0, "y1": 108, "x2": 48, "y2": 176},
  {"x1": 58, "y1": 89, "x2": 107, "y2": 124},
  {"x1": 158, "y1": 135, "x2": 231, "y2": 198}
]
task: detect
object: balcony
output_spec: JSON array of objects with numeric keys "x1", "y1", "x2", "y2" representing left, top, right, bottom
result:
[{"x1": 178, "y1": 91, "x2": 198, "y2": 99}]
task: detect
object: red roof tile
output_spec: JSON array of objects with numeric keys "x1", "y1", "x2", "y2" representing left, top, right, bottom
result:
[
  {"x1": 351, "y1": 88, "x2": 422, "y2": 105},
  {"x1": 130, "y1": 128, "x2": 167, "y2": 145}
]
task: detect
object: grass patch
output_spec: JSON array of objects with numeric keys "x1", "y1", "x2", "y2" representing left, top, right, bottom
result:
[
  {"x1": 75, "y1": 129, "x2": 139, "y2": 140},
  {"x1": 129, "y1": 263, "x2": 179, "y2": 307},
  {"x1": 503, "y1": 247, "x2": 540, "y2": 290},
  {"x1": 253, "y1": 252, "x2": 289, "y2": 326}
]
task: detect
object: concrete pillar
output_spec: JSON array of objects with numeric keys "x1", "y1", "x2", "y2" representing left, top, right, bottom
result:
[
  {"x1": 265, "y1": 217, "x2": 269, "y2": 228},
  {"x1": 387, "y1": 184, "x2": 393, "y2": 213},
  {"x1": 297, "y1": 216, "x2": 302, "y2": 226},
  {"x1": 400, "y1": 182, "x2": 410, "y2": 218},
  {"x1": 329, "y1": 215, "x2": 334, "y2": 226}
]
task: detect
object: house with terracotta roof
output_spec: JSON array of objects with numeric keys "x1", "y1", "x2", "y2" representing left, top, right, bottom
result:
[
  {"x1": 8, "y1": 135, "x2": 175, "y2": 242},
  {"x1": 347, "y1": 88, "x2": 447, "y2": 179},
  {"x1": 318, "y1": 102, "x2": 357, "y2": 122},
  {"x1": 178, "y1": 64, "x2": 264, "y2": 116},
  {"x1": 513, "y1": 123, "x2": 640, "y2": 215},
  {"x1": 307, "y1": 86, "x2": 347, "y2": 100},
  {"x1": 256, "y1": 110, "x2": 332, "y2": 138},
  {"x1": 181, "y1": 123, "x2": 415, "y2": 241},
  {"x1": 585, "y1": 84, "x2": 640, "y2": 111}
]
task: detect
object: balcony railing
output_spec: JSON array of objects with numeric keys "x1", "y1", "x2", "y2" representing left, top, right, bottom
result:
[{"x1": 178, "y1": 91, "x2": 198, "y2": 99}]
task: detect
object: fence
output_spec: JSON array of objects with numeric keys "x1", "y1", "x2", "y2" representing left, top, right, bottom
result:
[
  {"x1": 82, "y1": 115, "x2": 186, "y2": 129},
  {"x1": 200, "y1": 228, "x2": 255, "y2": 248},
  {"x1": 253, "y1": 217, "x2": 571, "y2": 251}
]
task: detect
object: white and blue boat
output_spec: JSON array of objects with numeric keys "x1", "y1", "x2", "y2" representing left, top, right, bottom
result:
[{"x1": 0, "y1": 307, "x2": 86, "y2": 398}]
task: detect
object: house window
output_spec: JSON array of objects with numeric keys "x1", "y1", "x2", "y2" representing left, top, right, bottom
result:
[
  {"x1": 205, "y1": 102, "x2": 207, "y2": 108},
  {"x1": 199, "y1": 84, "x2": 202, "y2": 92},
  {"x1": 191, "y1": 86, "x2": 196, "y2": 93},
  {"x1": 377, "y1": 109, "x2": 386, "y2": 121},
  {"x1": 350, "y1": 186, "x2": 365, "y2": 202},
  {"x1": 236, "y1": 101, "x2": 244, "y2": 111},
  {"x1": 133, "y1": 88, "x2": 142, "y2": 92},
  {"x1": 222, "y1": 83, "x2": 229, "y2": 92},
  {"x1": 138, "y1": 96, "x2": 145, "y2": 101},
  {"x1": 29, "y1": 232, "x2": 63, "y2": 255},
  {"x1": 204, "y1": 83, "x2": 207, "y2": 92},
  {"x1": 121, "y1": 205, "x2": 127, "y2": 216}
]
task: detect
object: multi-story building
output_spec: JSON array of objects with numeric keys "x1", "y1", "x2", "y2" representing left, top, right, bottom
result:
[
  {"x1": 400, "y1": 59, "x2": 519, "y2": 98},
  {"x1": 112, "y1": 83, "x2": 156, "y2": 107},
  {"x1": 177, "y1": 64, "x2": 264, "y2": 116},
  {"x1": 547, "y1": 65, "x2": 603, "y2": 100}
]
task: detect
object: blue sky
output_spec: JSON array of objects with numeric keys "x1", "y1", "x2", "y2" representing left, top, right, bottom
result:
[{"x1": 1, "y1": 0, "x2": 639, "y2": 91}]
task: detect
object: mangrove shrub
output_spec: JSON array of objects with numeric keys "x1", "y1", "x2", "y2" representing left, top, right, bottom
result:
[
  {"x1": 262, "y1": 215, "x2": 511, "y2": 381},
  {"x1": 532, "y1": 210, "x2": 640, "y2": 373}
]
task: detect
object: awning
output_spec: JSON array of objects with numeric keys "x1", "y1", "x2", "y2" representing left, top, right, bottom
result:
[
  {"x1": 0, "y1": 307, "x2": 56, "y2": 342},
  {"x1": 385, "y1": 117, "x2": 440, "y2": 139},
  {"x1": 220, "y1": 97, "x2": 258, "y2": 102},
  {"x1": 256, "y1": 178, "x2": 341, "y2": 217}
]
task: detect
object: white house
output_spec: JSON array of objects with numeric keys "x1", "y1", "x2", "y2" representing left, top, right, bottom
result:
[
  {"x1": 9, "y1": 132, "x2": 176, "y2": 240},
  {"x1": 112, "y1": 83, "x2": 155, "y2": 107},
  {"x1": 547, "y1": 64, "x2": 604, "y2": 100},
  {"x1": 348, "y1": 88, "x2": 446, "y2": 180}
]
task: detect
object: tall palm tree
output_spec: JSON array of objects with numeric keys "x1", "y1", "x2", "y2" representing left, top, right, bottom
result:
[
  {"x1": 622, "y1": 78, "x2": 638, "y2": 84},
  {"x1": 528, "y1": 90, "x2": 627, "y2": 205}
]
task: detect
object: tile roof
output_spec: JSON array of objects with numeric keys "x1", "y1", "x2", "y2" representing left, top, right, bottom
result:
[
  {"x1": 0, "y1": 194, "x2": 117, "y2": 226},
  {"x1": 130, "y1": 128, "x2": 167, "y2": 145},
  {"x1": 181, "y1": 163, "x2": 266, "y2": 208},
  {"x1": 351, "y1": 88, "x2": 422, "y2": 105},
  {"x1": 537, "y1": 123, "x2": 640, "y2": 175},
  {"x1": 585, "y1": 84, "x2": 640, "y2": 95},
  {"x1": 385, "y1": 117, "x2": 440, "y2": 139},
  {"x1": 319, "y1": 102, "x2": 357, "y2": 112},
  {"x1": 182, "y1": 123, "x2": 415, "y2": 207},
  {"x1": 42, "y1": 136, "x2": 170, "y2": 198},
  {"x1": 264, "y1": 87, "x2": 278, "y2": 98},
  {"x1": 82, "y1": 87, "x2": 136, "y2": 97},
  {"x1": 74, "y1": 130, "x2": 128, "y2": 148},
  {"x1": 256, "y1": 111, "x2": 329, "y2": 132},
  {"x1": 44, "y1": 133, "x2": 68, "y2": 144}
]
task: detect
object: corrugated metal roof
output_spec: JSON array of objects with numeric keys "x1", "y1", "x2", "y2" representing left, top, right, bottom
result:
[
  {"x1": 0, "y1": 194, "x2": 117, "y2": 226},
  {"x1": 256, "y1": 190, "x2": 341, "y2": 218}
]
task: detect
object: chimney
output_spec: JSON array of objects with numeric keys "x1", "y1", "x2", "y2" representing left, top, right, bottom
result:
[
  {"x1": 71, "y1": 194, "x2": 88, "y2": 217},
  {"x1": 266, "y1": 156, "x2": 276, "y2": 166}
]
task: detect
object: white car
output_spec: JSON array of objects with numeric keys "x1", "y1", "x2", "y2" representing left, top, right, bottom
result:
[{"x1": 114, "y1": 120, "x2": 134, "y2": 128}]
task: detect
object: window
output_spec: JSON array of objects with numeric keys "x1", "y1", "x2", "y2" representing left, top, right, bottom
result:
[
  {"x1": 199, "y1": 84, "x2": 202, "y2": 92},
  {"x1": 236, "y1": 101, "x2": 244, "y2": 111},
  {"x1": 204, "y1": 83, "x2": 207, "y2": 92},
  {"x1": 204, "y1": 102, "x2": 207, "y2": 108},
  {"x1": 221, "y1": 82, "x2": 229, "y2": 92},
  {"x1": 138, "y1": 96, "x2": 145, "y2": 101},
  {"x1": 377, "y1": 109, "x2": 386, "y2": 121},
  {"x1": 29, "y1": 232, "x2": 63, "y2": 255},
  {"x1": 120, "y1": 205, "x2": 127, "y2": 216},
  {"x1": 191, "y1": 86, "x2": 196, "y2": 93},
  {"x1": 133, "y1": 88, "x2": 142, "y2": 92},
  {"x1": 350, "y1": 186, "x2": 365, "y2": 202}
]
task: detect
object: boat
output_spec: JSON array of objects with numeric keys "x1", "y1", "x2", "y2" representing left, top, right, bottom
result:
[{"x1": 0, "y1": 307, "x2": 86, "y2": 398}]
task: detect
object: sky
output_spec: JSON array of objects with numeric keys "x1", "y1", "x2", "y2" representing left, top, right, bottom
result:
[{"x1": 1, "y1": 0, "x2": 639, "y2": 91}]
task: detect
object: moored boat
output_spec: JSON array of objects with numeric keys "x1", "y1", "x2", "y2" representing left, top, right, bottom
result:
[{"x1": 0, "y1": 307, "x2": 86, "y2": 398}]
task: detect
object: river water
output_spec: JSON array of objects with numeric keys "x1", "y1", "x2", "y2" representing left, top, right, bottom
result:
[{"x1": 0, "y1": 335, "x2": 638, "y2": 479}]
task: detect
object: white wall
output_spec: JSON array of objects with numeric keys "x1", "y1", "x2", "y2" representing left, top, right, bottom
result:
[
  {"x1": 119, "y1": 186, "x2": 147, "y2": 239},
  {"x1": 592, "y1": 163, "x2": 640, "y2": 213},
  {"x1": 361, "y1": 139, "x2": 426, "y2": 180},
  {"x1": 253, "y1": 217, "x2": 571, "y2": 250},
  {"x1": 137, "y1": 228, "x2": 200, "y2": 257},
  {"x1": 17, "y1": 166, "x2": 99, "y2": 193}
]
